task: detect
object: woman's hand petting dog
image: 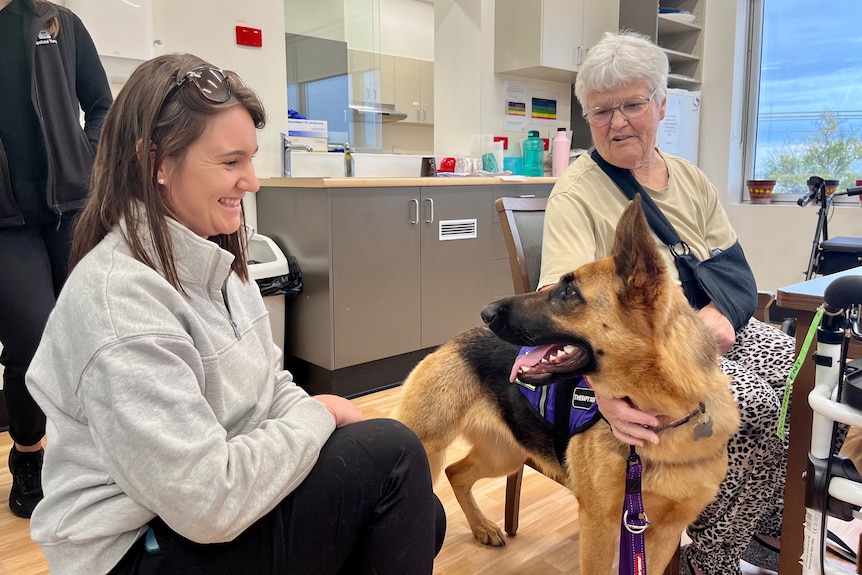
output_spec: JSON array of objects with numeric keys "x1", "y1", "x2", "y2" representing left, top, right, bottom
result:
[{"x1": 591, "y1": 384, "x2": 661, "y2": 446}]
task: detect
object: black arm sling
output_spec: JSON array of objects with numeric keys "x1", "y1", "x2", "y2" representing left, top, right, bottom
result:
[{"x1": 591, "y1": 149, "x2": 757, "y2": 332}]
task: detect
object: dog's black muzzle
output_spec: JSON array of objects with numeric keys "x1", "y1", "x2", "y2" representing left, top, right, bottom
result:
[{"x1": 481, "y1": 299, "x2": 528, "y2": 344}]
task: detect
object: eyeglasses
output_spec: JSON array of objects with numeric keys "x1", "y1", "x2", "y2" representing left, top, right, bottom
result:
[
  {"x1": 582, "y1": 88, "x2": 658, "y2": 127},
  {"x1": 155, "y1": 66, "x2": 240, "y2": 120}
]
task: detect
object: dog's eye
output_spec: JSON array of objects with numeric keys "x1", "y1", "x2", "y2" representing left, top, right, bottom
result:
[{"x1": 564, "y1": 284, "x2": 580, "y2": 298}]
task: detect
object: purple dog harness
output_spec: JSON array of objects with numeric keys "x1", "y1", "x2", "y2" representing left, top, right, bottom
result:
[
  {"x1": 513, "y1": 346, "x2": 601, "y2": 464},
  {"x1": 516, "y1": 377, "x2": 600, "y2": 435},
  {"x1": 514, "y1": 346, "x2": 650, "y2": 575}
]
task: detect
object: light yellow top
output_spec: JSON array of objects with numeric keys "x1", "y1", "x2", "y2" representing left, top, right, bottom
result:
[{"x1": 539, "y1": 151, "x2": 737, "y2": 289}]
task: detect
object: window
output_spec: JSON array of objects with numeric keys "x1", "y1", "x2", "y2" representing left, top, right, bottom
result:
[{"x1": 745, "y1": 0, "x2": 862, "y2": 203}]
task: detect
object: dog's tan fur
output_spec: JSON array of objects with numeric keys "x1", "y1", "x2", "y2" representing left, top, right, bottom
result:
[{"x1": 396, "y1": 198, "x2": 740, "y2": 573}]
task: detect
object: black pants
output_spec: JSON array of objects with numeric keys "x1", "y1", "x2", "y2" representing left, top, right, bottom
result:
[
  {"x1": 109, "y1": 419, "x2": 446, "y2": 574},
  {"x1": 0, "y1": 218, "x2": 75, "y2": 446}
]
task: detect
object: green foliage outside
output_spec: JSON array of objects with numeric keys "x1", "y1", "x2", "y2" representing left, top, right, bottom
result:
[{"x1": 760, "y1": 111, "x2": 862, "y2": 194}]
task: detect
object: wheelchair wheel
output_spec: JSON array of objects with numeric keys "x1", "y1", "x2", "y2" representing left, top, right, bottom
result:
[{"x1": 780, "y1": 317, "x2": 797, "y2": 337}]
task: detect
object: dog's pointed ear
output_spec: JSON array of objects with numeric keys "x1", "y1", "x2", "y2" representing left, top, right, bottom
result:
[{"x1": 612, "y1": 196, "x2": 666, "y2": 298}]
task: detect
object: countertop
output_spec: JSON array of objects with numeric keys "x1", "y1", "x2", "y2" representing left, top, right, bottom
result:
[{"x1": 259, "y1": 176, "x2": 558, "y2": 188}]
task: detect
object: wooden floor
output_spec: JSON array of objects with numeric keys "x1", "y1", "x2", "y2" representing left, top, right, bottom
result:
[{"x1": 1, "y1": 385, "x2": 858, "y2": 574}]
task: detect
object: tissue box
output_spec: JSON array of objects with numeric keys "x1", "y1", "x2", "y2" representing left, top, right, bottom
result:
[{"x1": 287, "y1": 119, "x2": 328, "y2": 152}]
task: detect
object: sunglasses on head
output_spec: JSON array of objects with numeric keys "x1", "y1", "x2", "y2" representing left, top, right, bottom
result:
[{"x1": 154, "y1": 66, "x2": 242, "y2": 122}]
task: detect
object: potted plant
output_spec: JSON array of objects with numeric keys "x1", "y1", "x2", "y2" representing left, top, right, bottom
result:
[{"x1": 746, "y1": 179, "x2": 777, "y2": 204}]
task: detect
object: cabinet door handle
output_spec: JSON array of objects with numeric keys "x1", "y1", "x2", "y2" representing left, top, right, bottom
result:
[
  {"x1": 410, "y1": 198, "x2": 419, "y2": 224},
  {"x1": 422, "y1": 108, "x2": 426, "y2": 122},
  {"x1": 424, "y1": 198, "x2": 434, "y2": 224},
  {"x1": 416, "y1": 108, "x2": 421, "y2": 121}
]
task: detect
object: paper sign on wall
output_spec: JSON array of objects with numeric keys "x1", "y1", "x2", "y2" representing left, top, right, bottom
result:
[{"x1": 503, "y1": 80, "x2": 527, "y2": 131}]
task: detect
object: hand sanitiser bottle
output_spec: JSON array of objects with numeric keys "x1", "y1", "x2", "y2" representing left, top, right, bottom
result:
[
  {"x1": 522, "y1": 130, "x2": 544, "y2": 177},
  {"x1": 344, "y1": 142, "x2": 354, "y2": 177},
  {"x1": 552, "y1": 127, "x2": 571, "y2": 177}
]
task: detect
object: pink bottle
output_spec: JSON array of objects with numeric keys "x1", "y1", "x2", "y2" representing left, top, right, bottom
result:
[{"x1": 552, "y1": 127, "x2": 571, "y2": 177}]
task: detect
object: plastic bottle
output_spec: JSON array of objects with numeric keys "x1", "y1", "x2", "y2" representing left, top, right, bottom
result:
[
  {"x1": 552, "y1": 127, "x2": 571, "y2": 177},
  {"x1": 522, "y1": 130, "x2": 544, "y2": 177}
]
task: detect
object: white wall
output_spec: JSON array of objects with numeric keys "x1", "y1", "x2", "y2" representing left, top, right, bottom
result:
[
  {"x1": 380, "y1": 0, "x2": 434, "y2": 60},
  {"x1": 433, "y1": 0, "x2": 571, "y2": 157},
  {"x1": 283, "y1": 0, "x2": 345, "y2": 41},
  {"x1": 699, "y1": 0, "x2": 862, "y2": 291},
  {"x1": 151, "y1": 0, "x2": 288, "y2": 181}
]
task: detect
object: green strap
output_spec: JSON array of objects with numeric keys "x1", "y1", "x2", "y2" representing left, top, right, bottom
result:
[{"x1": 777, "y1": 306, "x2": 825, "y2": 440}]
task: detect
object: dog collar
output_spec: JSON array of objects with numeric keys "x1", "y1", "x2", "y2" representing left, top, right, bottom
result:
[{"x1": 644, "y1": 402, "x2": 712, "y2": 440}]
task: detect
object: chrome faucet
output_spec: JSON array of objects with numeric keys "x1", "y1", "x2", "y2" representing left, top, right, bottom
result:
[{"x1": 282, "y1": 135, "x2": 313, "y2": 177}]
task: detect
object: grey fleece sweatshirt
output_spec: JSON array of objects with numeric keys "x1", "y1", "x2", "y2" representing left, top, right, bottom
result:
[{"x1": 26, "y1": 218, "x2": 335, "y2": 575}]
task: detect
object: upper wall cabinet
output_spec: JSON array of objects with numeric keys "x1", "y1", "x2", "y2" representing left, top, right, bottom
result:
[
  {"x1": 384, "y1": 55, "x2": 433, "y2": 125},
  {"x1": 66, "y1": 0, "x2": 154, "y2": 61},
  {"x1": 619, "y1": 0, "x2": 705, "y2": 88},
  {"x1": 349, "y1": 49, "x2": 383, "y2": 104},
  {"x1": 494, "y1": 0, "x2": 620, "y2": 83}
]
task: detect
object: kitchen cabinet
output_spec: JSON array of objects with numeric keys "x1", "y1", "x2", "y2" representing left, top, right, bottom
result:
[
  {"x1": 331, "y1": 185, "x2": 490, "y2": 365},
  {"x1": 349, "y1": 49, "x2": 388, "y2": 104},
  {"x1": 255, "y1": 179, "x2": 554, "y2": 397},
  {"x1": 619, "y1": 0, "x2": 705, "y2": 88},
  {"x1": 494, "y1": 0, "x2": 619, "y2": 83},
  {"x1": 389, "y1": 56, "x2": 434, "y2": 125}
]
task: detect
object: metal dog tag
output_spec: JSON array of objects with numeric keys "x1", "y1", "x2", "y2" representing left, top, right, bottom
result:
[{"x1": 693, "y1": 413, "x2": 713, "y2": 441}]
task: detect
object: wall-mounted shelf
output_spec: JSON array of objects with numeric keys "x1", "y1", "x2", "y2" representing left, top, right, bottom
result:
[
  {"x1": 658, "y1": 13, "x2": 702, "y2": 35},
  {"x1": 619, "y1": 0, "x2": 705, "y2": 88}
]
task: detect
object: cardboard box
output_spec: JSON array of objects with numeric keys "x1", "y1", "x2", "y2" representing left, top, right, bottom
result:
[{"x1": 286, "y1": 119, "x2": 328, "y2": 152}]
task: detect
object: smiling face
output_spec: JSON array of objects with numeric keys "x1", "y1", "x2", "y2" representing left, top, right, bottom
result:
[
  {"x1": 157, "y1": 105, "x2": 260, "y2": 237},
  {"x1": 587, "y1": 81, "x2": 666, "y2": 170}
]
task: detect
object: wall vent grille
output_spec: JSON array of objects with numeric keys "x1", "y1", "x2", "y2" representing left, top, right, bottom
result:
[{"x1": 439, "y1": 219, "x2": 477, "y2": 241}]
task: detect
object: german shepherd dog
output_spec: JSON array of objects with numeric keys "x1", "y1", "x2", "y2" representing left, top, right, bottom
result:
[{"x1": 395, "y1": 197, "x2": 740, "y2": 573}]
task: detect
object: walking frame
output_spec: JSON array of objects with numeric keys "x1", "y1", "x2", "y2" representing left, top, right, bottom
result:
[{"x1": 803, "y1": 274, "x2": 862, "y2": 574}]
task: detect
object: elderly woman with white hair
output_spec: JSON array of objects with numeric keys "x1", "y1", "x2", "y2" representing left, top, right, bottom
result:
[{"x1": 539, "y1": 31, "x2": 795, "y2": 575}]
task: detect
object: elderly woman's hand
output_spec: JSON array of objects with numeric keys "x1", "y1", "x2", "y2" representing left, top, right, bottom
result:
[
  {"x1": 696, "y1": 303, "x2": 736, "y2": 354},
  {"x1": 593, "y1": 386, "x2": 660, "y2": 446}
]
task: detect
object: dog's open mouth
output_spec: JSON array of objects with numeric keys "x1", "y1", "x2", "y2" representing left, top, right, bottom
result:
[{"x1": 509, "y1": 343, "x2": 589, "y2": 385}]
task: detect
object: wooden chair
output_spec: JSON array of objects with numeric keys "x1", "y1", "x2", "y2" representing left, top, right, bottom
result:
[{"x1": 494, "y1": 195, "x2": 685, "y2": 575}]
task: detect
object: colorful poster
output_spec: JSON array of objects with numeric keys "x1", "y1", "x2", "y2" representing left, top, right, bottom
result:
[
  {"x1": 507, "y1": 101, "x2": 526, "y2": 116},
  {"x1": 531, "y1": 97, "x2": 557, "y2": 121}
]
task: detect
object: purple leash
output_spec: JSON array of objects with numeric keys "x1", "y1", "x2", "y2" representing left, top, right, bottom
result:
[{"x1": 620, "y1": 446, "x2": 649, "y2": 575}]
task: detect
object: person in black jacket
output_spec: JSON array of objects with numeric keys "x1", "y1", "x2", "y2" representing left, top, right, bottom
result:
[{"x1": 0, "y1": 0, "x2": 111, "y2": 518}]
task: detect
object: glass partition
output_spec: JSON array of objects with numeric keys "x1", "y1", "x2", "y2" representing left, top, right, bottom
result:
[{"x1": 284, "y1": 0, "x2": 384, "y2": 152}]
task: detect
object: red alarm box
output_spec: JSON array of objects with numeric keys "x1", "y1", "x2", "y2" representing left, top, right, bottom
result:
[{"x1": 236, "y1": 26, "x2": 262, "y2": 47}]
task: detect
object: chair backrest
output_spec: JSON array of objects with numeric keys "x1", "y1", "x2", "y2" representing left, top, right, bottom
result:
[{"x1": 495, "y1": 196, "x2": 548, "y2": 295}]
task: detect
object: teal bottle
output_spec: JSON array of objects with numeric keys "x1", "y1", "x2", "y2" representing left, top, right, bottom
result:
[{"x1": 522, "y1": 130, "x2": 544, "y2": 177}]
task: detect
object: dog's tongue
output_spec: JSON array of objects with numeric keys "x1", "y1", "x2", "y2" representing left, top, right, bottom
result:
[{"x1": 509, "y1": 344, "x2": 559, "y2": 383}]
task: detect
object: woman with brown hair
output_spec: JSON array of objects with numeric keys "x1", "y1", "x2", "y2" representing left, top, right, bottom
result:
[
  {"x1": 25, "y1": 52, "x2": 445, "y2": 575},
  {"x1": 0, "y1": 0, "x2": 111, "y2": 518}
]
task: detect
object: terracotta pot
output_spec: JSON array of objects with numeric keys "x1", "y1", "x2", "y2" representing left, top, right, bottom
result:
[
  {"x1": 824, "y1": 179, "x2": 840, "y2": 197},
  {"x1": 746, "y1": 179, "x2": 777, "y2": 204}
]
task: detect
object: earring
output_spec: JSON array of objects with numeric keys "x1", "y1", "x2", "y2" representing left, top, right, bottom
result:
[{"x1": 158, "y1": 178, "x2": 165, "y2": 185}]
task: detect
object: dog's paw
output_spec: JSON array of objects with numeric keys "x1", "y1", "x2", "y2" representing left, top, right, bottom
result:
[{"x1": 472, "y1": 522, "x2": 507, "y2": 547}]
